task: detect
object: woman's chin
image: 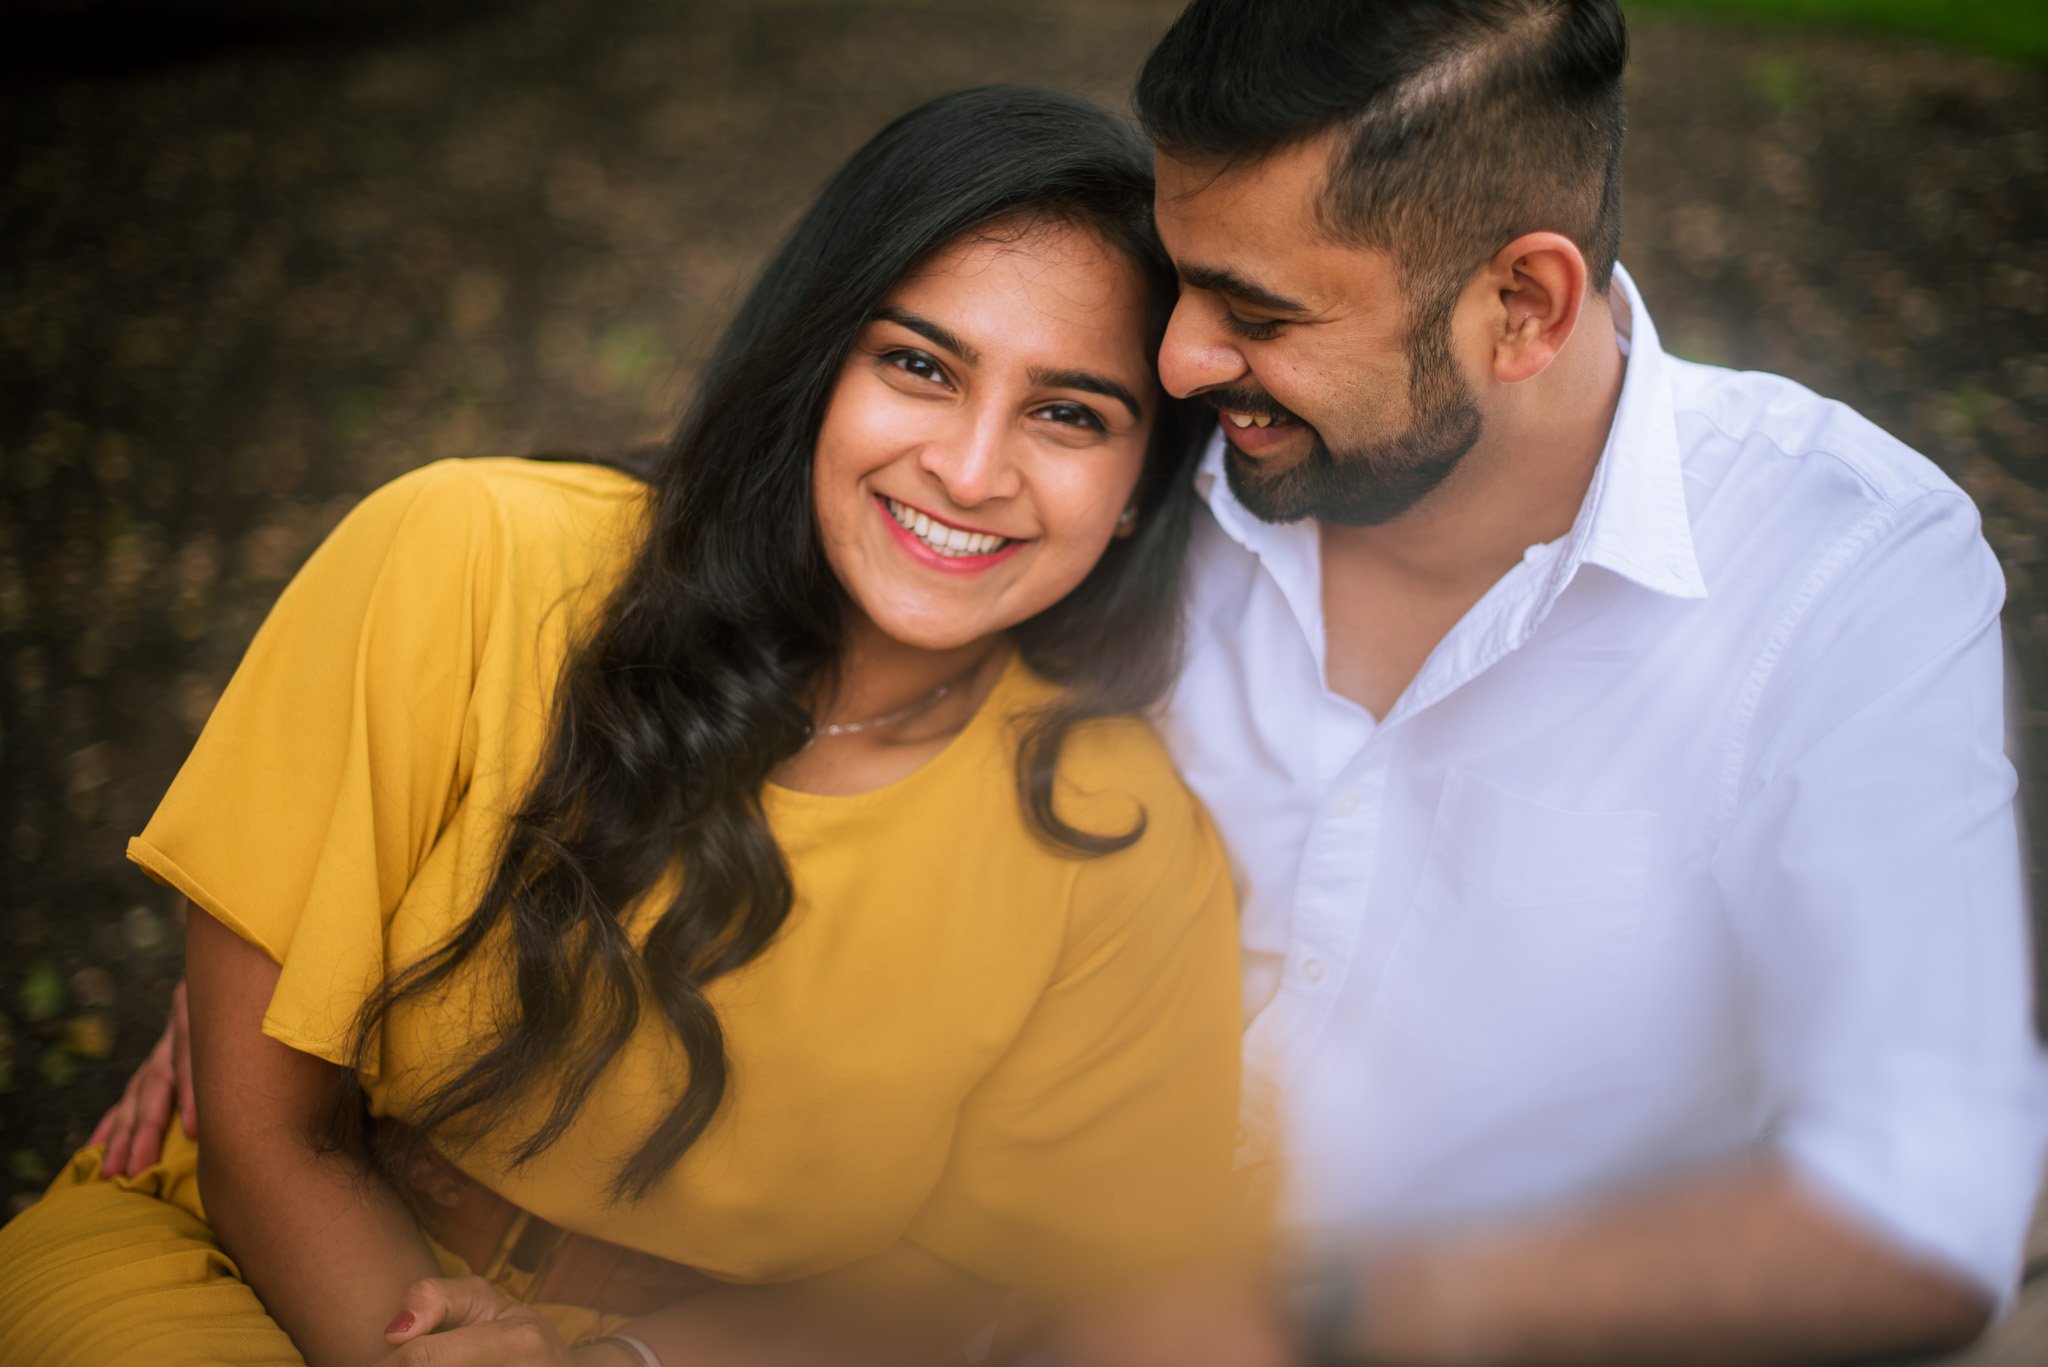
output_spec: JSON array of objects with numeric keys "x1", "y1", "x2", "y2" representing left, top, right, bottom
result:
[
  {"x1": 843, "y1": 585, "x2": 1024, "y2": 655},
  {"x1": 864, "y1": 612, "x2": 1006, "y2": 657}
]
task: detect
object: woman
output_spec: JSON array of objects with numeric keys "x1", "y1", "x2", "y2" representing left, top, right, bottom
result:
[{"x1": 0, "y1": 87, "x2": 1244, "y2": 1366}]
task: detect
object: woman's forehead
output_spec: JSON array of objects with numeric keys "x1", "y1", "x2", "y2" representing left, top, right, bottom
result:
[{"x1": 885, "y1": 222, "x2": 1154, "y2": 368}]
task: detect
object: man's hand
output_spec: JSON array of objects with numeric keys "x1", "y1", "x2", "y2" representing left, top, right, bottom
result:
[
  {"x1": 89, "y1": 979, "x2": 196, "y2": 1177},
  {"x1": 1342, "y1": 1162, "x2": 1991, "y2": 1367},
  {"x1": 1052, "y1": 1271, "x2": 1297, "y2": 1367}
]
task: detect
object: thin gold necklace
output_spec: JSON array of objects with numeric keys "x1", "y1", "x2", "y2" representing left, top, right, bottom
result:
[{"x1": 803, "y1": 666, "x2": 979, "y2": 747}]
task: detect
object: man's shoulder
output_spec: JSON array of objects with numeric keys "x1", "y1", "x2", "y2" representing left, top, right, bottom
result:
[
  {"x1": 1661, "y1": 359, "x2": 2005, "y2": 723},
  {"x1": 1665, "y1": 357, "x2": 1967, "y2": 517}
]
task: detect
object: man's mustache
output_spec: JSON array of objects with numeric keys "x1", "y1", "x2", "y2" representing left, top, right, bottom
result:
[{"x1": 1202, "y1": 388, "x2": 1301, "y2": 424}]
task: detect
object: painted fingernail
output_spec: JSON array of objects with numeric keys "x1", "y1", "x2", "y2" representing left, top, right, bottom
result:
[{"x1": 386, "y1": 1311, "x2": 416, "y2": 1335}]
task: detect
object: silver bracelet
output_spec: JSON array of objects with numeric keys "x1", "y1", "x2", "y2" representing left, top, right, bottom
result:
[{"x1": 588, "y1": 1332, "x2": 664, "y2": 1367}]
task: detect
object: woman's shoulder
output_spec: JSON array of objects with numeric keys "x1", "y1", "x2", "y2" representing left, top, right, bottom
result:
[
  {"x1": 338, "y1": 457, "x2": 649, "y2": 599},
  {"x1": 432, "y1": 454, "x2": 649, "y2": 510},
  {"x1": 1006, "y1": 664, "x2": 1190, "y2": 790},
  {"x1": 361, "y1": 456, "x2": 646, "y2": 547},
  {"x1": 1002, "y1": 665, "x2": 1229, "y2": 918}
]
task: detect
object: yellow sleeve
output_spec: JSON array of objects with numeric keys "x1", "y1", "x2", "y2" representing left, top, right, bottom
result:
[
  {"x1": 906, "y1": 775, "x2": 1248, "y2": 1294},
  {"x1": 126, "y1": 460, "x2": 500, "y2": 1073}
]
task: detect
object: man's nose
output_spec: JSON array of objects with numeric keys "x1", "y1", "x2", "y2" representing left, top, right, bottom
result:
[
  {"x1": 1157, "y1": 295, "x2": 1247, "y2": 399},
  {"x1": 918, "y1": 408, "x2": 1022, "y2": 507}
]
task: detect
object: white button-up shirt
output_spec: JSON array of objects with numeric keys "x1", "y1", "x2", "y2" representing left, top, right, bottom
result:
[{"x1": 1161, "y1": 265, "x2": 2048, "y2": 1297}]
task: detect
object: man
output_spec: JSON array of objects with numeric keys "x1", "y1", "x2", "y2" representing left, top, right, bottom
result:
[{"x1": 1131, "y1": 0, "x2": 2048, "y2": 1362}]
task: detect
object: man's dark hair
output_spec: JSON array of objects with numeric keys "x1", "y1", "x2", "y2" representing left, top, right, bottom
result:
[{"x1": 1137, "y1": 0, "x2": 1628, "y2": 304}]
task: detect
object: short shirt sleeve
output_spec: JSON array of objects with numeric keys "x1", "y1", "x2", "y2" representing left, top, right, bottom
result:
[
  {"x1": 127, "y1": 461, "x2": 500, "y2": 1072},
  {"x1": 905, "y1": 771, "x2": 1249, "y2": 1294},
  {"x1": 1712, "y1": 489, "x2": 2048, "y2": 1300}
]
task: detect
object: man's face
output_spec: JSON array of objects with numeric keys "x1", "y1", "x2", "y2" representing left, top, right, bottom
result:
[{"x1": 1153, "y1": 138, "x2": 1483, "y2": 527}]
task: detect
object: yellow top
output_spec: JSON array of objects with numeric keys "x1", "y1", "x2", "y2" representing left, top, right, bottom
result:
[{"x1": 126, "y1": 457, "x2": 1243, "y2": 1292}]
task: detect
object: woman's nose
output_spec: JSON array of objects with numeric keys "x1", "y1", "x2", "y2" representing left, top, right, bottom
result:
[
  {"x1": 1157, "y1": 295, "x2": 1247, "y2": 399},
  {"x1": 917, "y1": 409, "x2": 1022, "y2": 507}
]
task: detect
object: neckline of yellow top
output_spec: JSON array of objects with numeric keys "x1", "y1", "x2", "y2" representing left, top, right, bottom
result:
[{"x1": 763, "y1": 651, "x2": 1030, "y2": 810}]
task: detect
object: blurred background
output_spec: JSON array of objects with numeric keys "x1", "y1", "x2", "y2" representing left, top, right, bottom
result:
[{"x1": 2, "y1": 0, "x2": 2045, "y2": 1335}]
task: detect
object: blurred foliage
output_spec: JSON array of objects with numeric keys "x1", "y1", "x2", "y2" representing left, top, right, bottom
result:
[
  {"x1": 17, "y1": 965, "x2": 65, "y2": 1026},
  {"x1": 1629, "y1": 0, "x2": 2048, "y2": 63}
]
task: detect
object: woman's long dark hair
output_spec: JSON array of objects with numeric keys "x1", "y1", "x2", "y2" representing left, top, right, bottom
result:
[{"x1": 345, "y1": 87, "x2": 1210, "y2": 1200}]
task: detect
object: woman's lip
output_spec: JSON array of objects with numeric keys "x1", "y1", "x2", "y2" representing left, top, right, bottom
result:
[
  {"x1": 873, "y1": 494, "x2": 1029, "y2": 575},
  {"x1": 878, "y1": 494, "x2": 1013, "y2": 539}
]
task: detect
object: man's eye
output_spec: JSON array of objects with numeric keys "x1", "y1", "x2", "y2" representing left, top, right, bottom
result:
[
  {"x1": 1036, "y1": 401, "x2": 1106, "y2": 433},
  {"x1": 1221, "y1": 312, "x2": 1284, "y2": 342},
  {"x1": 885, "y1": 350, "x2": 948, "y2": 384}
]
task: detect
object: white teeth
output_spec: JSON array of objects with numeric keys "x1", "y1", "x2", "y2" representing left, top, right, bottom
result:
[
  {"x1": 1228, "y1": 413, "x2": 1253, "y2": 428},
  {"x1": 884, "y1": 497, "x2": 1011, "y2": 558},
  {"x1": 1253, "y1": 415, "x2": 1272, "y2": 428}
]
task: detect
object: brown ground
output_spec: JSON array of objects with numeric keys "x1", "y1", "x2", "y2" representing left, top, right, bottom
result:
[{"x1": 3, "y1": 0, "x2": 2045, "y2": 1313}]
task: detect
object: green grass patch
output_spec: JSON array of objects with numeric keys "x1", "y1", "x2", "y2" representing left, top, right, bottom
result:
[{"x1": 1627, "y1": 0, "x2": 2048, "y2": 64}]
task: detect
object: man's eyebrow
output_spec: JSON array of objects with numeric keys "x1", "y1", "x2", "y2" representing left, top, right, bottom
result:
[
  {"x1": 874, "y1": 308, "x2": 979, "y2": 365},
  {"x1": 1176, "y1": 263, "x2": 1309, "y2": 315},
  {"x1": 1029, "y1": 367, "x2": 1144, "y2": 423}
]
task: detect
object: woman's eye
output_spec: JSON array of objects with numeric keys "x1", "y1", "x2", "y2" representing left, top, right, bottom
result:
[
  {"x1": 1221, "y1": 312, "x2": 1285, "y2": 342},
  {"x1": 884, "y1": 349, "x2": 948, "y2": 385},
  {"x1": 1035, "y1": 401, "x2": 1106, "y2": 433}
]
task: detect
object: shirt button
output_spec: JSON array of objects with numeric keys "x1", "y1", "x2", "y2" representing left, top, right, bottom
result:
[
  {"x1": 1301, "y1": 958, "x2": 1326, "y2": 983},
  {"x1": 1331, "y1": 791, "x2": 1359, "y2": 817}
]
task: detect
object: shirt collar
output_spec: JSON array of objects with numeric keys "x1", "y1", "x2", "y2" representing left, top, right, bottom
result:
[
  {"x1": 1567, "y1": 263, "x2": 1708, "y2": 601},
  {"x1": 1194, "y1": 261, "x2": 1708, "y2": 607}
]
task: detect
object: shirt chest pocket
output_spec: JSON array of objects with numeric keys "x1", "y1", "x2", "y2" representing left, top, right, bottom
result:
[{"x1": 1374, "y1": 769, "x2": 1657, "y2": 1068}]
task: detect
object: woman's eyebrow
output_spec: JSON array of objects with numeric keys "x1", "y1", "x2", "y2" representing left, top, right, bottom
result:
[
  {"x1": 1029, "y1": 367, "x2": 1143, "y2": 423},
  {"x1": 878, "y1": 307, "x2": 1141, "y2": 423},
  {"x1": 875, "y1": 308, "x2": 979, "y2": 364}
]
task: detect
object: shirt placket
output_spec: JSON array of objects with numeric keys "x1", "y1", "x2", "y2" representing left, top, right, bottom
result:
[
  {"x1": 1236, "y1": 547, "x2": 1568, "y2": 1165},
  {"x1": 1272, "y1": 748, "x2": 1386, "y2": 1061}
]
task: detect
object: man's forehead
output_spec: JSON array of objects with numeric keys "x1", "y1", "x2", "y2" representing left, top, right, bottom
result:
[
  {"x1": 1153, "y1": 139, "x2": 1398, "y2": 304},
  {"x1": 1153, "y1": 136, "x2": 1335, "y2": 222}
]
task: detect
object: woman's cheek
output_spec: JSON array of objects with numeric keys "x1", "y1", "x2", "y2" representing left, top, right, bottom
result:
[{"x1": 1035, "y1": 461, "x2": 1139, "y2": 592}]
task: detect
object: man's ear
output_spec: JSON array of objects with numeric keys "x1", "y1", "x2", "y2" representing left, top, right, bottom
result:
[{"x1": 1480, "y1": 232, "x2": 1588, "y2": 384}]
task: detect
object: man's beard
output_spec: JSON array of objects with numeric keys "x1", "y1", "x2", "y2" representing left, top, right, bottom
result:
[{"x1": 1222, "y1": 302, "x2": 1482, "y2": 528}]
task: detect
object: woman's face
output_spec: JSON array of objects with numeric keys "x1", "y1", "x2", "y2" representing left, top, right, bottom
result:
[{"x1": 812, "y1": 220, "x2": 1157, "y2": 654}]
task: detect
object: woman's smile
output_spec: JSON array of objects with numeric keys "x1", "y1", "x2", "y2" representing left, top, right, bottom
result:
[
  {"x1": 876, "y1": 493, "x2": 1029, "y2": 571},
  {"x1": 811, "y1": 217, "x2": 1156, "y2": 653}
]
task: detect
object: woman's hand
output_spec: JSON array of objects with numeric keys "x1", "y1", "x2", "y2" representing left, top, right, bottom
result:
[
  {"x1": 88, "y1": 980, "x2": 196, "y2": 1177},
  {"x1": 374, "y1": 1277, "x2": 618, "y2": 1366}
]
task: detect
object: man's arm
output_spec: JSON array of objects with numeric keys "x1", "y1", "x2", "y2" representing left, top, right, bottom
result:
[
  {"x1": 1343, "y1": 1160, "x2": 1989, "y2": 1366},
  {"x1": 1053, "y1": 1162, "x2": 1989, "y2": 1367}
]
